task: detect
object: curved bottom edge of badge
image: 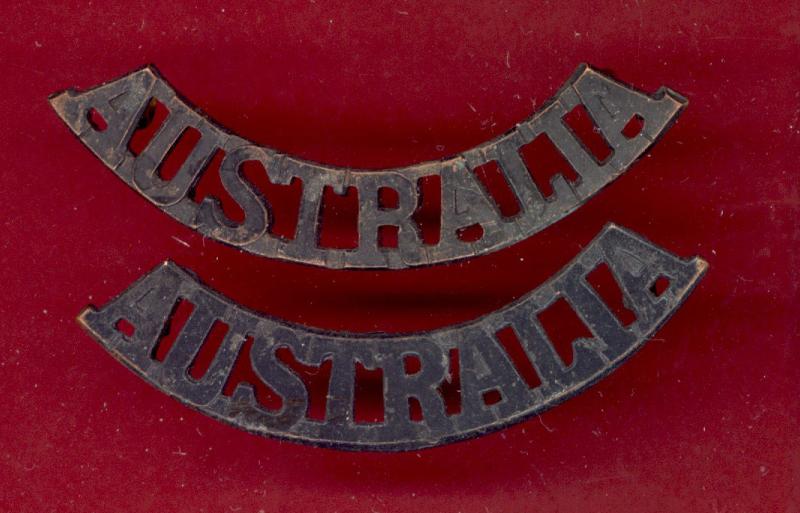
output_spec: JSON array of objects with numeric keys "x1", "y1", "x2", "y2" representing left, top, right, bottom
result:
[{"x1": 77, "y1": 223, "x2": 706, "y2": 451}]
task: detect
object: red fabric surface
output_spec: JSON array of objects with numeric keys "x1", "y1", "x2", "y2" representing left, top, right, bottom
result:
[{"x1": 1, "y1": 1, "x2": 797, "y2": 511}]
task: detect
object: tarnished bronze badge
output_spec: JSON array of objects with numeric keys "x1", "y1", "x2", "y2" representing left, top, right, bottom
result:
[
  {"x1": 51, "y1": 65, "x2": 685, "y2": 268},
  {"x1": 79, "y1": 225, "x2": 705, "y2": 450}
]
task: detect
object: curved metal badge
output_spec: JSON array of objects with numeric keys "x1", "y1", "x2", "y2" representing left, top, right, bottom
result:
[
  {"x1": 52, "y1": 66, "x2": 685, "y2": 268},
  {"x1": 78, "y1": 224, "x2": 705, "y2": 450}
]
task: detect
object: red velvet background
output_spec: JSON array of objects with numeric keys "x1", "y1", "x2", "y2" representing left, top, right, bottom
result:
[{"x1": 1, "y1": 1, "x2": 798, "y2": 511}]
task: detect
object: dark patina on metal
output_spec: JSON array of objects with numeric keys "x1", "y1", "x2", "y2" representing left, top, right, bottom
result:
[
  {"x1": 78, "y1": 224, "x2": 706, "y2": 450},
  {"x1": 52, "y1": 66, "x2": 686, "y2": 269}
]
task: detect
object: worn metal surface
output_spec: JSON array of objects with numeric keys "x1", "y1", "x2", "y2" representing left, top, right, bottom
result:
[
  {"x1": 51, "y1": 66, "x2": 685, "y2": 269},
  {"x1": 78, "y1": 224, "x2": 705, "y2": 450}
]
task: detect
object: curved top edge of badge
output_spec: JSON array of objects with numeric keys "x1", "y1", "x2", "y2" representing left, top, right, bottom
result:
[
  {"x1": 51, "y1": 65, "x2": 687, "y2": 269},
  {"x1": 78, "y1": 223, "x2": 706, "y2": 451}
]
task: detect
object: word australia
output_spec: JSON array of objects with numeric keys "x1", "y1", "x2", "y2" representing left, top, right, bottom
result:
[
  {"x1": 79, "y1": 225, "x2": 705, "y2": 450},
  {"x1": 51, "y1": 65, "x2": 686, "y2": 268}
]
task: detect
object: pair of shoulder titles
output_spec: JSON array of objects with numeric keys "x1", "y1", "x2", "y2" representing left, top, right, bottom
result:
[{"x1": 52, "y1": 65, "x2": 706, "y2": 450}]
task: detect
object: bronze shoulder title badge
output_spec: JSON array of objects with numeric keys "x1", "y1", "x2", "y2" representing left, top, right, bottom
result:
[
  {"x1": 51, "y1": 64, "x2": 685, "y2": 268},
  {"x1": 52, "y1": 64, "x2": 706, "y2": 450}
]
